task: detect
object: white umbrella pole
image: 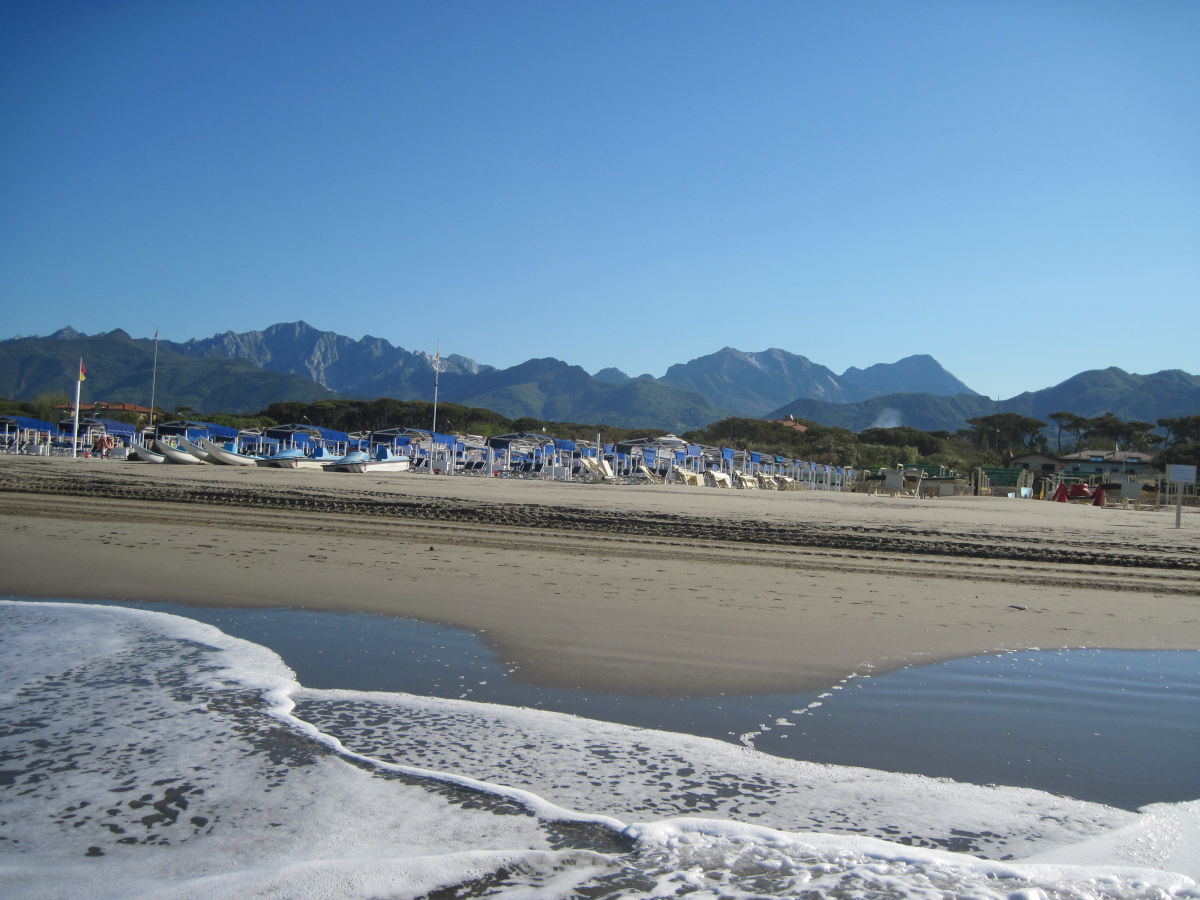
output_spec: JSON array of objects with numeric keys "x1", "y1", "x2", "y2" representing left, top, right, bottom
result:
[{"x1": 72, "y1": 358, "x2": 82, "y2": 458}]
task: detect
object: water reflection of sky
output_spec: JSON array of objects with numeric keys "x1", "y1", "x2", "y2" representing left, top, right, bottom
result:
[{"x1": 31, "y1": 599, "x2": 1199, "y2": 811}]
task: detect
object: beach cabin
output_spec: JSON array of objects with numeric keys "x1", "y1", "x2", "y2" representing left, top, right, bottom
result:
[
  {"x1": 454, "y1": 435, "x2": 491, "y2": 474},
  {"x1": 1, "y1": 415, "x2": 56, "y2": 455},
  {"x1": 262, "y1": 423, "x2": 351, "y2": 457},
  {"x1": 487, "y1": 432, "x2": 556, "y2": 477},
  {"x1": 56, "y1": 416, "x2": 139, "y2": 458},
  {"x1": 155, "y1": 419, "x2": 240, "y2": 443},
  {"x1": 614, "y1": 434, "x2": 691, "y2": 479},
  {"x1": 238, "y1": 432, "x2": 280, "y2": 456}
]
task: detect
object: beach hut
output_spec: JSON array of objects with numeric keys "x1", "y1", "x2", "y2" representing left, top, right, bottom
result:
[
  {"x1": 370, "y1": 428, "x2": 460, "y2": 474},
  {"x1": 488, "y1": 432, "x2": 556, "y2": 477},
  {"x1": 239, "y1": 432, "x2": 281, "y2": 455},
  {"x1": 262, "y1": 423, "x2": 351, "y2": 455},
  {"x1": 55, "y1": 415, "x2": 131, "y2": 456},
  {"x1": 154, "y1": 419, "x2": 239, "y2": 442},
  {"x1": 615, "y1": 434, "x2": 690, "y2": 479},
  {"x1": 1, "y1": 415, "x2": 56, "y2": 455}
]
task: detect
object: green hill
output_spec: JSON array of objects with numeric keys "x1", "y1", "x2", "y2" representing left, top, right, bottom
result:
[{"x1": 0, "y1": 329, "x2": 333, "y2": 414}]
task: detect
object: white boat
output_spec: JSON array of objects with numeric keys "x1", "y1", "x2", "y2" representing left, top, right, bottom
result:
[
  {"x1": 198, "y1": 437, "x2": 259, "y2": 466},
  {"x1": 130, "y1": 440, "x2": 166, "y2": 463},
  {"x1": 154, "y1": 439, "x2": 203, "y2": 464},
  {"x1": 256, "y1": 447, "x2": 341, "y2": 469},
  {"x1": 179, "y1": 436, "x2": 213, "y2": 463},
  {"x1": 322, "y1": 450, "x2": 370, "y2": 473},
  {"x1": 324, "y1": 448, "x2": 412, "y2": 473}
]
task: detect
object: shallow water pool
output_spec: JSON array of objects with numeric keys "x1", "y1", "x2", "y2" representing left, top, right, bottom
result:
[{"x1": 26, "y1": 598, "x2": 1199, "y2": 810}]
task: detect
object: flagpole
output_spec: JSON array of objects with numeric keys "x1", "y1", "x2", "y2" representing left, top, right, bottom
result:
[
  {"x1": 72, "y1": 357, "x2": 83, "y2": 458},
  {"x1": 149, "y1": 328, "x2": 160, "y2": 430},
  {"x1": 431, "y1": 341, "x2": 440, "y2": 434}
]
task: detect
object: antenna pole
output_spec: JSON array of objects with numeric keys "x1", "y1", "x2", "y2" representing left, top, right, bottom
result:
[
  {"x1": 149, "y1": 328, "x2": 160, "y2": 429},
  {"x1": 431, "y1": 342, "x2": 441, "y2": 434}
]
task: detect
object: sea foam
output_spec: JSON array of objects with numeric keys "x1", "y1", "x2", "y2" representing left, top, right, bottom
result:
[{"x1": 1, "y1": 600, "x2": 1196, "y2": 899}]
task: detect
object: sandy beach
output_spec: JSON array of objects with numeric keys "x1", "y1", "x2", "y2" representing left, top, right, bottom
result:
[{"x1": 1, "y1": 455, "x2": 1197, "y2": 695}]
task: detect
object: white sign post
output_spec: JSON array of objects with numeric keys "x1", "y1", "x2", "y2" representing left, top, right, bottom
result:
[{"x1": 1167, "y1": 464, "x2": 1197, "y2": 529}]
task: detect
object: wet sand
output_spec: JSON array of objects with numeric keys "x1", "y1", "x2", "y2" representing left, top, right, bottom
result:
[{"x1": 1, "y1": 455, "x2": 1197, "y2": 694}]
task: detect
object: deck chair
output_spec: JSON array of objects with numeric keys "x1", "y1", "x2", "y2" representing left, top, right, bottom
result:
[
  {"x1": 705, "y1": 470, "x2": 732, "y2": 488},
  {"x1": 734, "y1": 470, "x2": 758, "y2": 489}
]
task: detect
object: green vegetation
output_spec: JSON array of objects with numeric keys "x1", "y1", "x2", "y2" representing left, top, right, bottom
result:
[
  {"x1": 7, "y1": 388, "x2": 1197, "y2": 471},
  {"x1": 681, "y1": 417, "x2": 969, "y2": 469},
  {"x1": 0, "y1": 392, "x2": 71, "y2": 424},
  {"x1": 964, "y1": 413, "x2": 1049, "y2": 455},
  {"x1": 260, "y1": 398, "x2": 659, "y2": 443},
  {"x1": 200, "y1": 412, "x2": 279, "y2": 431},
  {"x1": 0, "y1": 330, "x2": 333, "y2": 415},
  {"x1": 1158, "y1": 415, "x2": 1200, "y2": 467},
  {"x1": 683, "y1": 411, "x2": 1199, "y2": 472}
]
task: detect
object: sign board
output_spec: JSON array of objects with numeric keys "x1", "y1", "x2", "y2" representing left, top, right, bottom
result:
[{"x1": 1167, "y1": 464, "x2": 1197, "y2": 485}]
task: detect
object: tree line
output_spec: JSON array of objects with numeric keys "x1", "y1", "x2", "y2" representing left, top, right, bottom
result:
[
  {"x1": 964, "y1": 411, "x2": 1200, "y2": 464},
  {"x1": 3, "y1": 394, "x2": 1197, "y2": 471}
]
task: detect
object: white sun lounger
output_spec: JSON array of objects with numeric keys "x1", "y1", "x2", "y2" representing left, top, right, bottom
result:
[
  {"x1": 705, "y1": 470, "x2": 732, "y2": 488},
  {"x1": 672, "y1": 466, "x2": 701, "y2": 486}
]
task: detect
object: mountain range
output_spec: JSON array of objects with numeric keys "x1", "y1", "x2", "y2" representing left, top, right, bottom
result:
[
  {"x1": 2, "y1": 322, "x2": 1197, "y2": 432},
  {"x1": 770, "y1": 368, "x2": 1200, "y2": 432}
]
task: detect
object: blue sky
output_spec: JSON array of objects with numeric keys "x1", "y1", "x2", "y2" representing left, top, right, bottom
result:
[{"x1": 3, "y1": 1, "x2": 1197, "y2": 400}]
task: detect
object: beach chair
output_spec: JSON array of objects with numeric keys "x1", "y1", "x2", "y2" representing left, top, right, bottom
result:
[
  {"x1": 704, "y1": 470, "x2": 732, "y2": 488},
  {"x1": 672, "y1": 466, "x2": 700, "y2": 486},
  {"x1": 637, "y1": 463, "x2": 664, "y2": 484},
  {"x1": 756, "y1": 472, "x2": 777, "y2": 490},
  {"x1": 734, "y1": 471, "x2": 758, "y2": 489},
  {"x1": 578, "y1": 456, "x2": 618, "y2": 484}
]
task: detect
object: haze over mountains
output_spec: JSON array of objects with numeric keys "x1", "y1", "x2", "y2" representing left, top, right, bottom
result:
[{"x1": 2, "y1": 322, "x2": 1197, "y2": 432}]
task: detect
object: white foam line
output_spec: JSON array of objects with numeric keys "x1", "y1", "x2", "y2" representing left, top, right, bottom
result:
[
  {"x1": 2, "y1": 601, "x2": 627, "y2": 834},
  {"x1": 626, "y1": 817, "x2": 1200, "y2": 893},
  {"x1": 10, "y1": 601, "x2": 1197, "y2": 891},
  {"x1": 266, "y1": 677, "x2": 631, "y2": 834}
]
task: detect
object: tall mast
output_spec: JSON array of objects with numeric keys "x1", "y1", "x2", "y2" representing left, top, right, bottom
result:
[
  {"x1": 149, "y1": 328, "x2": 160, "y2": 430},
  {"x1": 72, "y1": 357, "x2": 84, "y2": 458},
  {"x1": 431, "y1": 342, "x2": 441, "y2": 434}
]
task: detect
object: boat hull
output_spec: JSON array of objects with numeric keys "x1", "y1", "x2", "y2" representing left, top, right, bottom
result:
[
  {"x1": 178, "y1": 436, "x2": 213, "y2": 463},
  {"x1": 256, "y1": 452, "x2": 329, "y2": 469},
  {"x1": 198, "y1": 437, "x2": 258, "y2": 466},
  {"x1": 325, "y1": 458, "x2": 412, "y2": 473},
  {"x1": 130, "y1": 441, "x2": 166, "y2": 463},
  {"x1": 324, "y1": 449, "x2": 411, "y2": 473},
  {"x1": 154, "y1": 439, "x2": 203, "y2": 464}
]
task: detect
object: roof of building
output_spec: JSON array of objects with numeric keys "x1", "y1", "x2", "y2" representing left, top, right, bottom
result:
[
  {"x1": 1059, "y1": 449, "x2": 1155, "y2": 462},
  {"x1": 55, "y1": 402, "x2": 154, "y2": 413},
  {"x1": 1, "y1": 415, "x2": 56, "y2": 431}
]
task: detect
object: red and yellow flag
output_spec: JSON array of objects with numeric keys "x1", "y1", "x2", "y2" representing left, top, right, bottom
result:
[{"x1": 79, "y1": 360, "x2": 87, "y2": 381}]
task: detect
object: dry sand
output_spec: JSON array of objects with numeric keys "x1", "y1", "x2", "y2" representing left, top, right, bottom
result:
[{"x1": 1, "y1": 455, "x2": 1197, "y2": 695}]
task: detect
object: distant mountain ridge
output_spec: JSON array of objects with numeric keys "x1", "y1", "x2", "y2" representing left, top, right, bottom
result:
[
  {"x1": 4, "y1": 322, "x2": 1193, "y2": 432},
  {"x1": 769, "y1": 367, "x2": 1200, "y2": 432},
  {"x1": 178, "y1": 322, "x2": 488, "y2": 397},
  {"x1": 660, "y1": 347, "x2": 976, "y2": 415},
  {"x1": 164, "y1": 323, "x2": 986, "y2": 427},
  {"x1": 0, "y1": 328, "x2": 334, "y2": 414},
  {"x1": 839, "y1": 354, "x2": 979, "y2": 402}
]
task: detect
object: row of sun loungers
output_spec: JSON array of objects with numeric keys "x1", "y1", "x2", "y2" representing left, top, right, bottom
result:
[
  {"x1": 667, "y1": 466, "x2": 800, "y2": 489},
  {"x1": 133, "y1": 436, "x2": 823, "y2": 490}
]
